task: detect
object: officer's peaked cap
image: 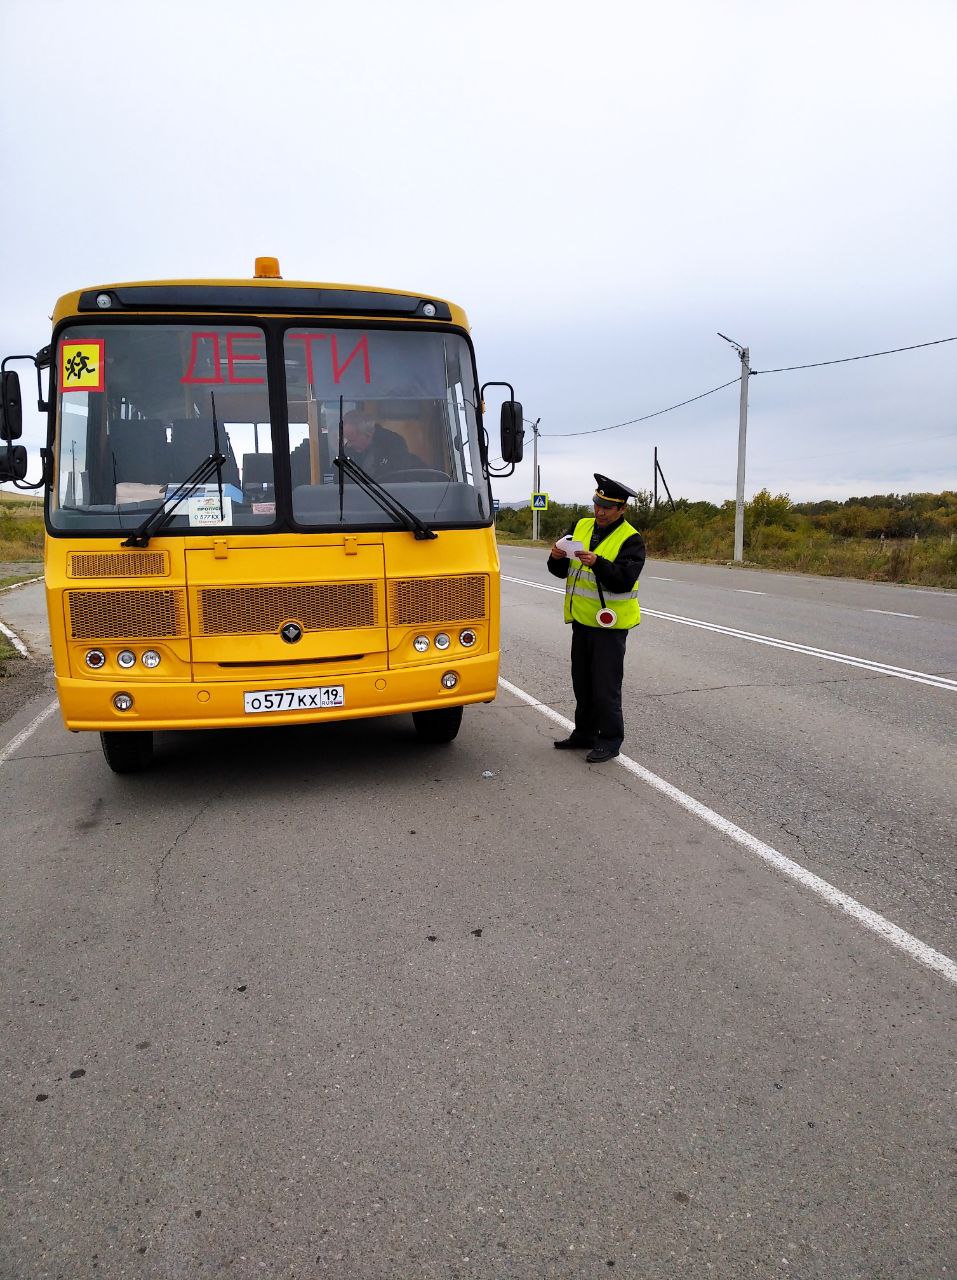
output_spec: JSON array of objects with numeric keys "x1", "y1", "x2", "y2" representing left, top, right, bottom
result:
[{"x1": 593, "y1": 474, "x2": 638, "y2": 505}]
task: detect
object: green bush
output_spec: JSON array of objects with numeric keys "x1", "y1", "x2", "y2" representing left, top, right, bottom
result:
[{"x1": 495, "y1": 489, "x2": 957, "y2": 586}]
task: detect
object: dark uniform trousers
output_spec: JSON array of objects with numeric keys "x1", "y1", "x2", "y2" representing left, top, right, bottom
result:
[{"x1": 570, "y1": 620, "x2": 628, "y2": 751}]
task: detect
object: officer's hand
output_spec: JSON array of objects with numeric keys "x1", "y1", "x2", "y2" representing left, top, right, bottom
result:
[
  {"x1": 550, "y1": 543, "x2": 567, "y2": 559},
  {"x1": 578, "y1": 551, "x2": 598, "y2": 566}
]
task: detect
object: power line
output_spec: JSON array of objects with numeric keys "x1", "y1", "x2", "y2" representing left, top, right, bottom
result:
[
  {"x1": 520, "y1": 332, "x2": 956, "y2": 442},
  {"x1": 752, "y1": 335, "x2": 957, "y2": 375},
  {"x1": 544, "y1": 378, "x2": 739, "y2": 439}
]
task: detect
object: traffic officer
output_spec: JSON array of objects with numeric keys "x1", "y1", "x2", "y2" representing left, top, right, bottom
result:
[{"x1": 547, "y1": 474, "x2": 646, "y2": 762}]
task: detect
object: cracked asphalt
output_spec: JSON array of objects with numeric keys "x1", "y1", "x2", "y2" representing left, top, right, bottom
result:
[{"x1": 0, "y1": 560, "x2": 955, "y2": 1279}]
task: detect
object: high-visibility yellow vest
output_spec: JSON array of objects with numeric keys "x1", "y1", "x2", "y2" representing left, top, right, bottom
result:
[{"x1": 563, "y1": 517, "x2": 641, "y2": 629}]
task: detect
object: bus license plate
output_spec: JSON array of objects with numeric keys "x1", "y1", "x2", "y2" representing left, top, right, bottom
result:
[{"x1": 243, "y1": 686, "x2": 345, "y2": 714}]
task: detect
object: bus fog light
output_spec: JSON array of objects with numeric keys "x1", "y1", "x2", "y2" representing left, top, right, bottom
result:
[
  {"x1": 441, "y1": 672, "x2": 459, "y2": 690},
  {"x1": 112, "y1": 693, "x2": 134, "y2": 712},
  {"x1": 117, "y1": 650, "x2": 136, "y2": 669},
  {"x1": 434, "y1": 632, "x2": 451, "y2": 650},
  {"x1": 85, "y1": 649, "x2": 106, "y2": 669},
  {"x1": 413, "y1": 635, "x2": 430, "y2": 652},
  {"x1": 459, "y1": 628, "x2": 477, "y2": 647},
  {"x1": 142, "y1": 650, "x2": 161, "y2": 669}
]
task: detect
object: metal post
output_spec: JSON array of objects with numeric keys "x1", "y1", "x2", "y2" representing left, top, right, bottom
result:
[
  {"x1": 718, "y1": 334, "x2": 750, "y2": 563},
  {"x1": 733, "y1": 347, "x2": 750, "y2": 563},
  {"x1": 530, "y1": 418, "x2": 541, "y2": 541}
]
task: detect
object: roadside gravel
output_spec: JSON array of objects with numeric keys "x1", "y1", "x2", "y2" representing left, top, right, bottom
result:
[{"x1": 0, "y1": 653, "x2": 53, "y2": 730}]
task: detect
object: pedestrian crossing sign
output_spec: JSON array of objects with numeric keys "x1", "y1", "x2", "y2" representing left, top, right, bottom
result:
[{"x1": 532, "y1": 493, "x2": 548, "y2": 510}]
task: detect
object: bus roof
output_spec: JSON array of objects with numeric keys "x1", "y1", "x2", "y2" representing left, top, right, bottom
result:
[{"x1": 52, "y1": 272, "x2": 470, "y2": 330}]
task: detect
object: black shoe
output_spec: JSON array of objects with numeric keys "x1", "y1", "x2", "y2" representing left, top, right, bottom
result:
[
  {"x1": 554, "y1": 735, "x2": 593, "y2": 750},
  {"x1": 585, "y1": 745, "x2": 620, "y2": 763}
]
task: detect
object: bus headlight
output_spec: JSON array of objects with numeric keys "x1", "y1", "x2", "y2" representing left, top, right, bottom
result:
[
  {"x1": 441, "y1": 672, "x2": 459, "y2": 690},
  {"x1": 112, "y1": 693, "x2": 134, "y2": 712},
  {"x1": 434, "y1": 632, "x2": 451, "y2": 651},
  {"x1": 142, "y1": 650, "x2": 161, "y2": 669},
  {"x1": 85, "y1": 649, "x2": 106, "y2": 669},
  {"x1": 413, "y1": 635, "x2": 430, "y2": 652},
  {"x1": 459, "y1": 629, "x2": 477, "y2": 648},
  {"x1": 117, "y1": 650, "x2": 136, "y2": 669}
]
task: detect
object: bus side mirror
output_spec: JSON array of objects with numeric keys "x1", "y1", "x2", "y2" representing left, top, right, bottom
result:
[
  {"x1": 0, "y1": 445, "x2": 28, "y2": 482},
  {"x1": 1, "y1": 371, "x2": 23, "y2": 440},
  {"x1": 500, "y1": 401, "x2": 524, "y2": 464}
]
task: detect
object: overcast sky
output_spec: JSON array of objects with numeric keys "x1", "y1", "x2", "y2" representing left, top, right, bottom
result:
[{"x1": 3, "y1": 0, "x2": 954, "y2": 504}]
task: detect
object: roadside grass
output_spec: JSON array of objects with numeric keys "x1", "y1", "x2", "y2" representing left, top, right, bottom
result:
[
  {"x1": 0, "y1": 635, "x2": 20, "y2": 668},
  {"x1": 496, "y1": 490, "x2": 957, "y2": 588},
  {"x1": 0, "y1": 496, "x2": 44, "y2": 562},
  {"x1": 0, "y1": 574, "x2": 40, "y2": 591}
]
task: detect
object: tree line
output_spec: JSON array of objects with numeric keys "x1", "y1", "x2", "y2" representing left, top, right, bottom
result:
[{"x1": 495, "y1": 490, "x2": 957, "y2": 587}]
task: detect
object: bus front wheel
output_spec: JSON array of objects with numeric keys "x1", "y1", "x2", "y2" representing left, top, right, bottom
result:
[
  {"x1": 412, "y1": 706, "x2": 463, "y2": 744},
  {"x1": 100, "y1": 730, "x2": 154, "y2": 774}
]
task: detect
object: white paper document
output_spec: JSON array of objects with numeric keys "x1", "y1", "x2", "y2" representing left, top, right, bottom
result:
[{"x1": 555, "y1": 534, "x2": 586, "y2": 558}]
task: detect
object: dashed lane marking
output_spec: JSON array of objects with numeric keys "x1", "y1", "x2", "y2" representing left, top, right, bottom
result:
[{"x1": 501, "y1": 576, "x2": 957, "y2": 692}]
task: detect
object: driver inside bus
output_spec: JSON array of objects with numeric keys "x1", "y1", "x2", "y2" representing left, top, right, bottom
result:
[{"x1": 340, "y1": 409, "x2": 426, "y2": 480}]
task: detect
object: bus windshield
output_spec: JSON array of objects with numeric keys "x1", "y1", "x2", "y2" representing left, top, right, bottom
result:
[
  {"x1": 50, "y1": 322, "x2": 490, "y2": 533},
  {"x1": 283, "y1": 327, "x2": 488, "y2": 528}
]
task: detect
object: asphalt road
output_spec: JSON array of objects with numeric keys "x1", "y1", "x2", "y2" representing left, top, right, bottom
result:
[{"x1": 1, "y1": 558, "x2": 955, "y2": 1279}]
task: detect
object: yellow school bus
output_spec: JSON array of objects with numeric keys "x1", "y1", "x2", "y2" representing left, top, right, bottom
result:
[{"x1": 0, "y1": 259, "x2": 523, "y2": 772}]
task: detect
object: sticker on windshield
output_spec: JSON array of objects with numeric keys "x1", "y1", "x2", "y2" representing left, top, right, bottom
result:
[
  {"x1": 61, "y1": 340, "x2": 105, "y2": 392},
  {"x1": 163, "y1": 482, "x2": 240, "y2": 526},
  {"x1": 188, "y1": 491, "x2": 233, "y2": 526}
]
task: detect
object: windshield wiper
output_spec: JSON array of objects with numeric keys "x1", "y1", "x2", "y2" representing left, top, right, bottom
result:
[
  {"x1": 121, "y1": 451, "x2": 227, "y2": 548},
  {"x1": 333, "y1": 454, "x2": 438, "y2": 540}
]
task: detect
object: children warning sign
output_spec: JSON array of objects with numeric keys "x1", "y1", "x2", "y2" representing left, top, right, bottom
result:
[{"x1": 61, "y1": 339, "x2": 105, "y2": 392}]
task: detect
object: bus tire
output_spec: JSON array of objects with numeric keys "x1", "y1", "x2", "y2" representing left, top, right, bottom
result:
[
  {"x1": 412, "y1": 706, "x2": 463, "y2": 744},
  {"x1": 100, "y1": 730, "x2": 154, "y2": 774}
]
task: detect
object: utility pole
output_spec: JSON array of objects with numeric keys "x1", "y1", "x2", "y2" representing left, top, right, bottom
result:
[
  {"x1": 653, "y1": 446, "x2": 658, "y2": 511},
  {"x1": 653, "y1": 447, "x2": 676, "y2": 512},
  {"x1": 530, "y1": 418, "x2": 541, "y2": 541},
  {"x1": 718, "y1": 333, "x2": 751, "y2": 562}
]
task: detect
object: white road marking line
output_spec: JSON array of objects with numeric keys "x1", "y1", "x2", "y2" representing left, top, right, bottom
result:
[
  {"x1": 866, "y1": 609, "x2": 920, "y2": 618},
  {"x1": 647, "y1": 575, "x2": 674, "y2": 581},
  {"x1": 0, "y1": 620, "x2": 29, "y2": 658},
  {"x1": 736, "y1": 589, "x2": 766, "y2": 595},
  {"x1": 501, "y1": 576, "x2": 957, "y2": 691},
  {"x1": 498, "y1": 676, "x2": 957, "y2": 986},
  {"x1": 0, "y1": 700, "x2": 58, "y2": 767},
  {"x1": 0, "y1": 575, "x2": 43, "y2": 593}
]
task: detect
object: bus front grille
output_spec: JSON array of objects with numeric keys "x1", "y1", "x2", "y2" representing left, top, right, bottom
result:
[
  {"x1": 68, "y1": 550, "x2": 168, "y2": 578},
  {"x1": 388, "y1": 575, "x2": 487, "y2": 626},
  {"x1": 198, "y1": 583, "x2": 378, "y2": 635},
  {"x1": 67, "y1": 589, "x2": 185, "y2": 639}
]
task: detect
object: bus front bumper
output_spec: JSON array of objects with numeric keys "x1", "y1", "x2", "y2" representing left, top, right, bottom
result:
[{"x1": 55, "y1": 653, "x2": 500, "y2": 732}]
